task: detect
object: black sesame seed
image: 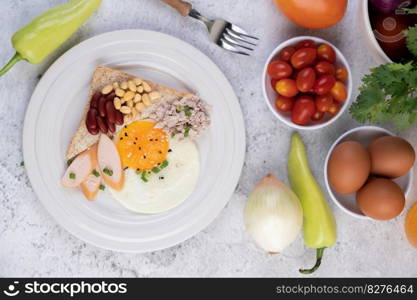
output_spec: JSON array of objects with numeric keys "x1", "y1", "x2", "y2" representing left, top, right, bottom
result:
[
  {"x1": 159, "y1": 176, "x2": 164, "y2": 180},
  {"x1": 124, "y1": 132, "x2": 128, "y2": 137},
  {"x1": 168, "y1": 149, "x2": 172, "y2": 152},
  {"x1": 120, "y1": 137, "x2": 123, "y2": 140}
]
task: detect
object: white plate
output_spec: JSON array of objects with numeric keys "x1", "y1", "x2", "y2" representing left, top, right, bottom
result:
[{"x1": 23, "y1": 30, "x2": 246, "y2": 252}]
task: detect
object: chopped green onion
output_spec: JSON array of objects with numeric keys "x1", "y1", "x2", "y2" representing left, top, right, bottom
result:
[
  {"x1": 152, "y1": 167, "x2": 161, "y2": 174},
  {"x1": 184, "y1": 105, "x2": 193, "y2": 117},
  {"x1": 103, "y1": 168, "x2": 113, "y2": 176},
  {"x1": 184, "y1": 126, "x2": 191, "y2": 137},
  {"x1": 69, "y1": 172, "x2": 76, "y2": 179},
  {"x1": 141, "y1": 171, "x2": 149, "y2": 182},
  {"x1": 176, "y1": 105, "x2": 182, "y2": 113},
  {"x1": 92, "y1": 169, "x2": 100, "y2": 177},
  {"x1": 171, "y1": 132, "x2": 176, "y2": 138},
  {"x1": 160, "y1": 160, "x2": 169, "y2": 169},
  {"x1": 99, "y1": 184, "x2": 105, "y2": 191}
]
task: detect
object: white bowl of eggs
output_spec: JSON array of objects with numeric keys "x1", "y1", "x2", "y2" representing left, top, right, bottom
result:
[{"x1": 324, "y1": 126, "x2": 414, "y2": 220}]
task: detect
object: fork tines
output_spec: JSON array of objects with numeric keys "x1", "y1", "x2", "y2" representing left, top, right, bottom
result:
[{"x1": 219, "y1": 24, "x2": 259, "y2": 56}]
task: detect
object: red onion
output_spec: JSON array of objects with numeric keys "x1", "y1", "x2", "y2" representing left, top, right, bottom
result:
[{"x1": 370, "y1": 0, "x2": 411, "y2": 14}]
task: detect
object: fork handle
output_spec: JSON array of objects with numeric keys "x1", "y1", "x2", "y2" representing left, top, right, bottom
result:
[{"x1": 161, "y1": 0, "x2": 192, "y2": 16}]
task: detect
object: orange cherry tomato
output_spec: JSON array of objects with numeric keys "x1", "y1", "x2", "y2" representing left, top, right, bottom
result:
[
  {"x1": 278, "y1": 46, "x2": 296, "y2": 61},
  {"x1": 405, "y1": 203, "x2": 417, "y2": 249},
  {"x1": 275, "y1": 95, "x2": 294, "y2": 112},
  {"x1": 295, "y1": 39, "x2": 316, "y2": 49},
  {"x1": 268, "y1": 60, "x2": 293, "y2": 79},
  {"x1": 311, "y1": 111, "x2": 324, "y2": 121},
  {"x1": 292, "y1": 95, "x2": 316, "y2": 125},
  {"x1": 291, "y1": 48, "x2": 317, "y2": 69},
  {"x1": 317, "y1": 44, "x2": 336, "y2": 63},
  {"x1": 315, "y1": 60, "x2": 336, "y2": 75},
  {"x1": 296, "y1": 67, "x2": 316, "y2": 93},
  {"x1": 314, "y1": 74, "x2": 336, "y2": 95},
  {"x1": 315, "y1": 94, "x2": 334, "y2": 112},
  {"x1": 330, "y1": 81, "x2": 347, "y2": 102},
  {"x1": 273, "y1": 0, "x2": 347, "y2": 29},
  {"x1": 336, "y1": 66, "x2": 349, "y2": 81},
  {"x1": 328, "y1": 101, "x2": 340, "y2": 116},
  {"x1": 275, "y1": 78, "x2": 298, "y2": 97}
]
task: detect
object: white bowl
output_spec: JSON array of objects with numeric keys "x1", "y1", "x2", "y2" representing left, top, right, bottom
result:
[
  {"x1": 262, "y1": 36, "x2": 353, "y2": 130},
  {"x1": 324, "y1": 126, "x2": 413, "y2": 219},
  {"x1": 359, "y1": 0, "x2": 392, "y2": 63}
]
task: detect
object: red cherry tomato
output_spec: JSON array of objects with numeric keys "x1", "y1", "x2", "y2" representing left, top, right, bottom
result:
[
  {"x1": 336, "y1": 66, "x2": 349, "y2": 81},
  {"x1": 314, "y1": 74, "x2": 336, "y2": 95},
  {"x1": 315, "y1": 60, "x2": 336, "y2": 75},
  {"x1": 271, "y1": 78, "x2": 279, "y2": 89},
  {"x1": 311, "y1": 111, "x2": 324, "y2": 121},
  {"x1": 275, "y1": 95, "x2": 294, "y2": 112},
  {"x1": 278, "y1": 46, "x2": 296, "y2": 61},
  {"x1": 328, "y1": 101, "x2": 340, "y2": 116},
  {"x1": 317, "y1": 44, "x2": 336, "y2": 63},
  {"x1": 291, "y1": 48, "x2": 317, "y2": 69},
  {"x1": 330, "y1": 81, "x2": 348, "y2": 102},
  {"x1": 291, "y1": 95, "x2": 316, "y2": 125},
  {"x1": 315, "y1": 94, "x2": 334, "y2": 112},
  {"x1": 295, "y1": 39, "x2": 316, "y2": 49},
  {"x1": 276, "y1": 78, "x2": 298, "y2": 97},
  {"x1": 296, "y1": 67, "x2": 316, "y2": 93},
  {"x1": 268, "y1": 60, "x2": 293, "y2": 79}
]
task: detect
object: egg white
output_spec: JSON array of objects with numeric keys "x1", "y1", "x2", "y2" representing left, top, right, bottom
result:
[{"x1": 109, "y1": 137, "x2": 200, "y2": 214}]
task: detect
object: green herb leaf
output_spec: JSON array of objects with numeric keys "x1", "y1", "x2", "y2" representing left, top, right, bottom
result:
[
  {"x1": 176, "y1": 105, "x2": 182, "y2": 113},
  {"x1": 103, "y1": 168, "x2": 113, "y2": 176},
  {"x1": 141, "y1": 171, "x2": 149, "y2": 182},
  {"x1": 184, "y1": 105, "x2": 193, "y2": 117},
  {"x1": 152, "y1": 167, "x2": 161, "y2": 174},
  {"x1": 160, "y1": 160, "x2": 169, "y2": 169},
  {"x1": 99, "y1": 184, "x2": 105, "y2": 191},
  {"x1": 171, "y1": 132, "x2": 176, "y2": 138},
  {"x1": 404, "y1": 7, "x2": 417, "y2": 14},
  {"x1": 69, "y1": 172, "x2": 76, "y2": 179},
  {"x1": 184, "y1": 126, "x2": 191, "y2": 137},
  {"x1": 92, "y1": 169, "x2": 100, "y2": 177},
  {"x1": 405, "y1": 24, "x2": 417, "y2": 57}
]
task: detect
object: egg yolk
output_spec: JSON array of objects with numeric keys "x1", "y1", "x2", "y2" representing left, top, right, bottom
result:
[{"x1": 116, "y1": 121, "x2": 169, "y2": 171}]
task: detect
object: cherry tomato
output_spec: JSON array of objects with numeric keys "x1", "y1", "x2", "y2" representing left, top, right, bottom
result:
[
  {"x1": 296, "y1": 67, "x2": 316, "y2": 92},
  {"x1": 268, "y1": 60, "x2": 293, "y2": 79},
  {"x1": 314, "y1": 74, "x2": 336, "y2": 95},
  {"x1": 336, "y1": 66, "x2": 349, "y2": 81},
  {"x1": 315, "y1": 94, "x2": 334, "y2": 112},
  {"x1": 315, "y1": 60, "x2": 336, "y2": 75},
  {"x1": 275, "y1": 78, "x2": 298, "y2": 97},
  {"x1": 328, "y1": 101, "x2": 340, "y2": 116},
  {"x1": 271, "y1": 78, "x2": 279, "y2": 89},
  {"x1": 311, "y1": 111, "x2": 324, "y2": 121},
  {"x1": 291, "y1": 95, "x2": 316, "y2": 125},
  {"x1": 317, "y1": 44, "x2": 336, "y2": 63},
  {"x1": 290, "y1": 48, "x2": 317, "y2": 69},
  {"x1": 330, "y1": 81, "x2": 347, "y2": 102},
  {"x1": 275, "y1": 95, "x2": 294, "y2": 112},
  {"x1": 295, "y1": 39, "x2": 316, "y2": 49},
  {"x1": 278, "y1": 46, "x2": 296, "y2": 61}
]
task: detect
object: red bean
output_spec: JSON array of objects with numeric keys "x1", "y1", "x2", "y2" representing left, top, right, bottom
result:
[
  {"x1": 105, "y1": 101, "x2": 117, "y2": 124},
  {"x1": 106, "y1": 92, "x2": 116, "y2": 101},
  {"x1": 90, "y1": 92, "x2": 101, "y2": 108},
  {"x1": 86, "y1": 108, "x2": 98, "y2": 135},
  {"x1": 107, "y1": 118, "x2": 116, "y2": 133},
  {"x1": 96, "y1": 116, "x2": 108, "y2": 134},
  {"x1": 114, "y1": 110, "x2": 124, "y2": 126},
  {"x1": 98, "y1": 96, "x2": 107, "y2": 118}
]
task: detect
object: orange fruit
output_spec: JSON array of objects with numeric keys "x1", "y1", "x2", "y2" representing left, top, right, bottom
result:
[
  {"x1": 405, "y1": 203, "x2": 417, "y2": 249},
  {"x1": 274, "y1": 0, "x2": 347, "y2": 29}
]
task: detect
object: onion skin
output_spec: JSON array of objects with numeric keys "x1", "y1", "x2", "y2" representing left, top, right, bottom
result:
[{"x1": 244, "y1": 174, "x2": 303, "y2": 254}]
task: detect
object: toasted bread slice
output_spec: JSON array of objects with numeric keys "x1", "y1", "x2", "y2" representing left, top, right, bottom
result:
[{"x1": 66, "y1": 66, "x2": 194, "y2": 160}]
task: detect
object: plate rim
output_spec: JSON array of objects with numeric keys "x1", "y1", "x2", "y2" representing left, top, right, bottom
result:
[{"x1": 23, "y1": 29, "x2": 246, "y2": 252}]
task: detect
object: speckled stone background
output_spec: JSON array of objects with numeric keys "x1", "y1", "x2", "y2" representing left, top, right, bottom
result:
[{"x1": 0, "y1": 0, "x2": 416, "y2": 277}]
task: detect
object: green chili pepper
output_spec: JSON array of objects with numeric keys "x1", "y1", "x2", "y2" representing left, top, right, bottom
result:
[
  {"x1": 0, "y1": 0, "x2": 101, "y2": 76},
  {"x1": 288, "y1": 133, "x2": 337, "y2": 274}
]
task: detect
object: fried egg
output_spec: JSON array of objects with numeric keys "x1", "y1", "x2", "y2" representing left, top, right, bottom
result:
[{"x1": 110, "y1": 121, "x2": 200, "y2": 214}]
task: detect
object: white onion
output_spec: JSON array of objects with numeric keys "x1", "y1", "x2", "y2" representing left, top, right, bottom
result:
[{"x1": 244, "y1": 174, "x2": 303, "y2": 254}]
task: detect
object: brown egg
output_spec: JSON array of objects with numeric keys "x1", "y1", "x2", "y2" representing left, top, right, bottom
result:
[
  {"x1": 368, "y1": 136, "x2": 415, "y2": 178},
  {"x1": 328, "y1": 141, "x2": 371, "y2": 194},
  {"x1": 357, "y1": 178, "x2": 405, "y2": 220}
]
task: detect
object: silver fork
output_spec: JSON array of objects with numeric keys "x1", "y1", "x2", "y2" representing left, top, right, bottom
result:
[{"x1": 161, "y1": 0, "x2": 259, "y2": 55}]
